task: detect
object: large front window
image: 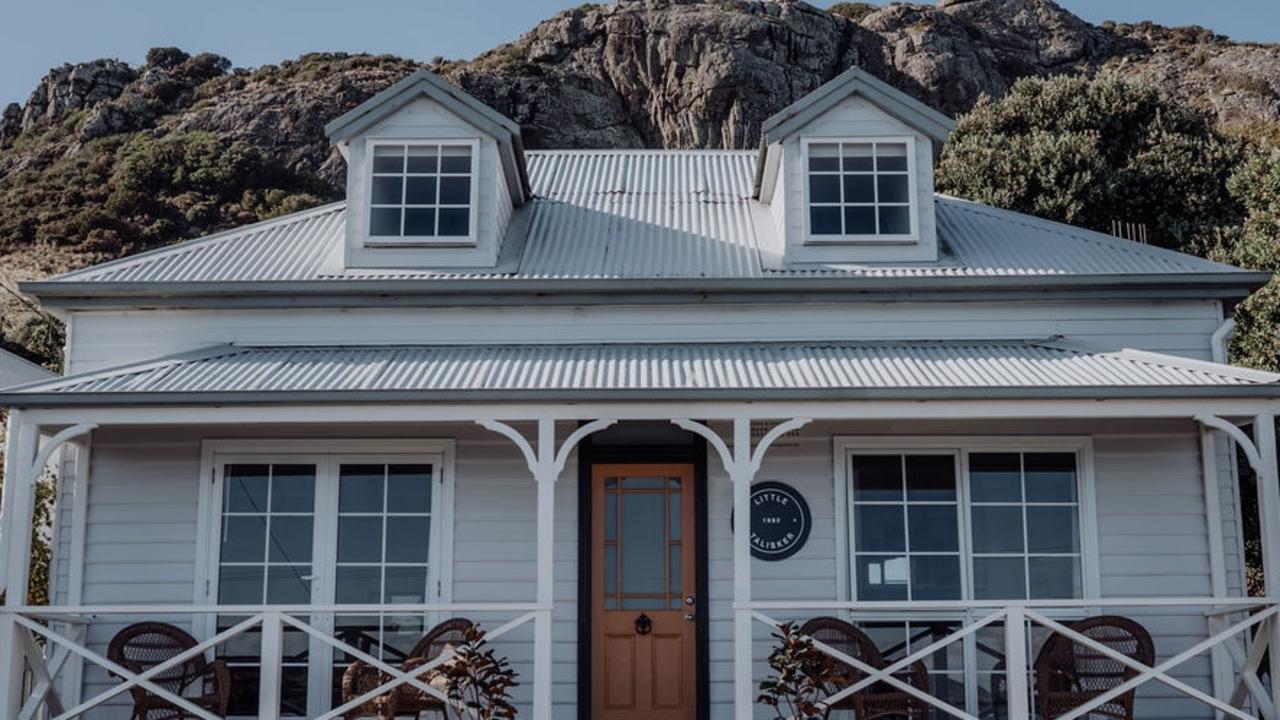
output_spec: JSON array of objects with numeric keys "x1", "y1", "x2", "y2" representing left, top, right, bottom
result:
[
  {"x1": 207, "y1": 447, "x2": 448, "y2": 718},
  {"x1": 368, "y1": 143, "x2": 473, "y2": 240},
  {"x1": 849, "y1": 449, "x2": 1084, "y2": 602}
]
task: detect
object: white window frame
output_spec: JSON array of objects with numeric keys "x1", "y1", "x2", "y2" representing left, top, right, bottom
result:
[
  {"x1": 363, "y1": 138, "x2": 481, "y2": 248},
  {"x1": 832, "y1": 436, "x2": 1100, "y2": 605},
  {"x1": 832, "y1": 436, "x2": 1099, "y2": 717},
  {"x1": 801, "y1": 136, "x2": 919, "y2": 245},
  {"x1": 193, "y1": 439, "x2": 456, "y2": 718}
]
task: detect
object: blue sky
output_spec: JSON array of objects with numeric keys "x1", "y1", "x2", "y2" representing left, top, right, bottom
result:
[{"x1": 1, "y1": 0, "x2": 1276, "y2": 107}]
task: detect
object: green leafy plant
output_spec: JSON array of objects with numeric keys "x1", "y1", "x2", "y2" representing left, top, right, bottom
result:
[
  {"x1": 758, "y1": 622, "x2": 838, "y2": 720},
  {"x1": 443, "y1": 624, "x2": 519, "y2": 720}
]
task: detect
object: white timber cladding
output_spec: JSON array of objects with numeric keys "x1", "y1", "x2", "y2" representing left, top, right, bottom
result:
[
  {"x1": 46, "y1": 417, "x2": 1246, "y2": 719},
  {"x1": 775, "y1": 95, "x2": 938, "y2": 263},
  {"x1": 343, "y1": 96, "x2": 511, "y2": 268},
  {"x1": 63, "y1": 299, "x2": 1226, "y2": 374}
]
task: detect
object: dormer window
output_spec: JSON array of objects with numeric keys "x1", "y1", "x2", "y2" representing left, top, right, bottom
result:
[
  {"x1": 367, "y1": 141, "x2": 477, "y2": 243},
  {"x1": 804, "y1": 138, "x2": 916, "y2": 242}
]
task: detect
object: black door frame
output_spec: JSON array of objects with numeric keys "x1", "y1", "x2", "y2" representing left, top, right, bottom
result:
[{"x1": 576, "y1": 433, "x2": 709, "y2": 720}]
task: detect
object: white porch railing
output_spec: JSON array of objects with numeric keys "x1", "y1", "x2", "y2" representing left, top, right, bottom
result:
[
  {"x1": 0, "y1": 602, "x2": 545, "y2": 720},
  {"x1": 747, "y1": 597, "x2": 1280, "y2": 720}
]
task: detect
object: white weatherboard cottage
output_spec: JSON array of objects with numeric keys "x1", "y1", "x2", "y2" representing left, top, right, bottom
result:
[{"x1": 2, "y1": 67, "x2": 1280, "y2": 720}]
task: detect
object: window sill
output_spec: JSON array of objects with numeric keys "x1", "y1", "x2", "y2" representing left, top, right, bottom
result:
[
  {"x1": 365, "y1": 236, "x2": 479, "y2": 249},
  {"x1": 803, "y1": 234, "x2": 920, "y2": 247}
]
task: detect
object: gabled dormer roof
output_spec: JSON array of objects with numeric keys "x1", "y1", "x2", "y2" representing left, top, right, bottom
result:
[
  {"x1": 326, "y1": 68, "x2": 531, "y2": 205},
  {"x1": 753, "y1": 66, "x2": 955, "y2": 198},
  {"x1": 760, "y1": 65, "x2": 955, "y2": 148}
]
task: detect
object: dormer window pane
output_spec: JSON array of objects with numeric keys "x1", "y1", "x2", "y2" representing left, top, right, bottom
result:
[
  {"x1": 406, "y1": 146, "x2": 438, "y2": 173},
  {"x1": 405, "y1": 177, "x2": 437, "y2": 204},
  {"x1": 368, "y1": 143, "x2": 473, "y2": 239},
  {"x1": 842, "y1": 143, "x2": 874, "y2": 171},
  {"x1": 844, "y1": 175, "x2": 874, "y2": 203},
  {"x1": 438, "y1": 208, "x2": 469, "y2": 236},
  {"x1": 808, "y1": 143, "x2": 839, "y2": 171},
  {"x1": 371, "y1": 177, "x2": 403, "y2": 205},
  {"x1": 879, "y1": 206, "x2": 911, "y2": 234},
  {"x1": 810, "y1": 175, "x2": 840, "y2": 203},
  {"x1": 810, "y1": 207, "x2": 842, "y2": 235},
  {"x1": 878, "y1": 174, "x2": 909, "y2": 203},
  {"x1": 369, "y1": 208, "x2": 402, "y2": 237},
  {"x1": 808, "y1": 139, "x2": 913, "y2": 238},
  {"x1": 876, "y1": 143, "x2": 908, "y2": 171},
  {"x1": 372, "y1": 146, "x2": 404, "y2": 173},
  {"x1": 404, "y1": 208, "x2": 436, "y2": 236},
  {"x1": 439, "y1": 177, "x2": 471, "y2": 205},
  {"x1": 441, "y1": 146, "x2": 472, "y2": 173}
]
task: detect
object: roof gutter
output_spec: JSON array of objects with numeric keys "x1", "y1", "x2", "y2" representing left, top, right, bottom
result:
[
  {"x1": 6, "y1": 384, "x2": 1280, "y2": 408},
  {"x1": 20, "y1": 272, "x2": 1273, "y2": 309}
]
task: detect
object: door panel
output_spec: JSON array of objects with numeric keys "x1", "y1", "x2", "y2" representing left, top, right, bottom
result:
[{"x1": 592, "y1": 464, "x2": 697, "y2": 720}]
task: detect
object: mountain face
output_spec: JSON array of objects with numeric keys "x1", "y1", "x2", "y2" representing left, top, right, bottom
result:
[{"x1": 0, "y1": 0, "x2": 1278, "y2": 329}]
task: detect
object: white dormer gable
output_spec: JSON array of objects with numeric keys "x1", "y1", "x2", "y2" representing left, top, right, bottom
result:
[
  {"x1": 754, "y1": 67, "x2": 954, "y2": 266},
  {"x1": 325, "y1": 69, "x2": 529, "y2": 269}
]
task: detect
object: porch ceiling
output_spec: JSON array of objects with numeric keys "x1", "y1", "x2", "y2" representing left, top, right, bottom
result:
[{"x1": 3, "y1": 339, "x2": 1279, "y2": 407}]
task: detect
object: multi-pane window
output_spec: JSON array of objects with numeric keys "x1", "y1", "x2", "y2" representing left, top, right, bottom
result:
[
  {"x1": 850, "y1": 454, "x2": 961, "y2": 601},
  {"x1": 969, "y1": 452, "x2": 1082, "y2": 600},
  {"x1": 217, "y1": 463, "x2": 317, "y2": 716},
  {"x1": 332, "y1": 463, "x2": 434, "y2": 705},
  {"x1": 368, "y1": 144, "x2": 472, "y2": 239},
  {"x1": 807, "y1": 140, "x2": 912, "y2": 237},
  {"x1": 211, "y1": 455, "x2": 441, "y2": 717}
]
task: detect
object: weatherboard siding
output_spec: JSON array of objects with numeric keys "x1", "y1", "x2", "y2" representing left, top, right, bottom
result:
[
  {"x1": 64, "y1": 299, "x2": 1225, "y2": 374},
  {"x1": 47, "y1": 418, "x2": 1241, "y2": 719}
]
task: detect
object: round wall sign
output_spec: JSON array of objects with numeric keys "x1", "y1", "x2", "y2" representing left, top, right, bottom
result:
[{"x1": 741, "y1": 481, "x2": 812, "y2": 561}]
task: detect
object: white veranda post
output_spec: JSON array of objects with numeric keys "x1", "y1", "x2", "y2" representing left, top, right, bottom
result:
[
  {"x1": 1197, "y1": 413, "x2": 1280, "y2": 710},
  {"x1": 478, "y1": 417, "x2": 616, "y2": 720},
  {"x1": 673, "y1": 417, "x2": 811, "y2": 720},
  {"x1": 0, "y1": 416, "x2": 96, "y2": 718}
]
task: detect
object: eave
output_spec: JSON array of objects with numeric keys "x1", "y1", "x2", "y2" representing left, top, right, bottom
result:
[{"x1": 19, "y1": 272, "x2": 1273, "y2": 310}]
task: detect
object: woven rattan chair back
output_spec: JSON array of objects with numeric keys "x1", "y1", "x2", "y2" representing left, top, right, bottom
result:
[
  {"x1": 341, "y1": 617, "x2": 475, "y2": 719},
  {"x1": 106, "y1": 621, "x2": 230, "y2": 719},
  {"x1": 408, "y1": 616, "x2": 472, "y2": 662},
  {"x1": 799, "y1": 616, "x2": 929, "y2": 719},
  {"x1": 1034, "y1": 615, "x2": 1155, "y2": 720}
]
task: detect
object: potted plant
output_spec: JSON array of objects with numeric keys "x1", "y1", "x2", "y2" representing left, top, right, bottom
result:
[
  {"x1": 758, "y1": 621, "x2": 838, "y2": 720},
  {"x1": 441, "y1": 623, "x2": 519, "y2": 720}
]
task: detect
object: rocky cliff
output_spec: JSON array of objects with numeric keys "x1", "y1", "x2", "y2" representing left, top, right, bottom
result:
[{"x1": 1, "y1": 0, "x2": 1278, "y2": 335}]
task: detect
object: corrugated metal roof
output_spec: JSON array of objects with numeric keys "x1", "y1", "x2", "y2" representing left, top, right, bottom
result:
[
  {"x1": 8, "y1": 341, "x2": 1276, "y2": 404},
  {"x1": 52, "y1": 150, "x2": 1242, "y2": 285}
]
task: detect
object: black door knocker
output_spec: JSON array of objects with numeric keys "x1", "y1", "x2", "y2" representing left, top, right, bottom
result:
[{"x1": 634, "y1": 613, "x2": 652, "y2": 635}]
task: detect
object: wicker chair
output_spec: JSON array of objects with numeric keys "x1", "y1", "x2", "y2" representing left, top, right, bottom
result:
[
  {"x1": 1033, "y1": 615, "x2": 1155, "y2": 720},
  {"x1": 799, "y1": 617, "x2": 930, "y2": 720},
  {"x1": 341, "y1": 617, "x2": 472, "y2": 719},
  {"x1": 106, "y1": 622, "x2": 231, "y2": 720}
]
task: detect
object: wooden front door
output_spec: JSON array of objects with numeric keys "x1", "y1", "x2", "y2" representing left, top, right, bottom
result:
[{"x1": 591, "y1": 464, "x2": 698, "y2": 720}]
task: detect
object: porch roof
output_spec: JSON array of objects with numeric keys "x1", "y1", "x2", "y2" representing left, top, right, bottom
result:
[{"x1": 3, "y1": 339, "x2": 1279, "y2": 406}]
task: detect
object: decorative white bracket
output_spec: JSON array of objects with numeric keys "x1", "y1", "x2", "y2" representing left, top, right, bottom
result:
[
  {"x1": 1197, "y1": 415, "x2": 1264, "y2": 472},
  {"x1": 478, "y1": 418, "x2": 617, "y2": 481},
  {"x1": 670, "y1": 416, "x2": 810, "y2": 720},
  {"x1": 672, "y1": 417, "x2": 812, "y2": 481},
  {"x1": 476, "y1": 417, "x2": 615, "y2": 720}
]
